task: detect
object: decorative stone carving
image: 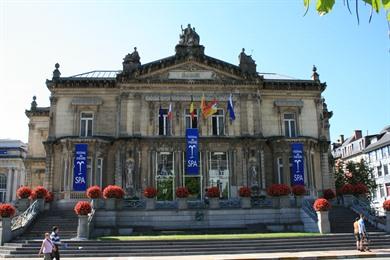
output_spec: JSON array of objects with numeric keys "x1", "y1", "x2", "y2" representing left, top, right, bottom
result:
[
  {"x1": 239, "y1": 48, "x2": 256, "y2": 74},
  {"x1": 123, "y1": 47, "x2": 141, "y2": 75},
  {"x1": 179, "y1": 24, "x2": 200, "y2": 46},
  {"x1": 123, "y1": 159, "x2": 135, "y2": 196}
]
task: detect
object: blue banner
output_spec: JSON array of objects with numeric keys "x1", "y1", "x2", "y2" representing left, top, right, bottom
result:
[
  {"x1": 291, "y1": 143, "x2": 304, "y2": 186},
  {"x1": 73, "y1": 144, "x2": 88, "y2": 191},
  {"x1": 186, "y1": 128, "x2": 199, "y2": 175}
]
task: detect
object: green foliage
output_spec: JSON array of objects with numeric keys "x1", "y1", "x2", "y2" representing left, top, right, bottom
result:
[
  {"x1": 304, "y1": 0, "x2": 390, "y2": 22},
  {"x1": 185, "y1": 177, "x2": 201, "y2": 198},
  {"x1": 157, "y1": 178, "x2": 173, "y2": 200},
  {"x1": 334, "y1": 159, "x2": 377, "y2": 194}
]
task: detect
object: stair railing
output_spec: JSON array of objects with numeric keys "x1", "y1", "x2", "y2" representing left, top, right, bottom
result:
[
  {"x1": 302, "y1": 199, "x2": 317, "y2": 222},
  {"x1": 11, "y1": 200, "x2": 40, "y2": 231},
  {"x1": 87, "y1": 208, "x2": 95, "y2": 239},
  {"x1": 351, "y1": 197, "x2": 386, "y2": 231}
]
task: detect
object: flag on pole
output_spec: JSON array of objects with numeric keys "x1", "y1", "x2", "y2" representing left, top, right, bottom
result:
[
  {"x1": 190, "y1": 96, "x2": 195, "y2": 120},
  {"x1": 227, "y1": 93, "x2": 236, "y2": 121},
  {"x1": 201, "y1": 95, "x2": 218, "y2": 119},
  {"x1": 167, "y1": 103, "x2": 173, "y2": 120}
]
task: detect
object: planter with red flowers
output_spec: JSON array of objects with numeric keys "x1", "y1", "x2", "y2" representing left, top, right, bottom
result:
[
  {"x1": 266, "y1": 184, "x2": 291, "y2": 208},
  {"x1": 0, "y1": 203, "x2": 16, "y2": 244},
  {"x1": 175, "y1": 187, "x2": 189, "y2": 210},
  {"x1": 31, "y1": 186, "x2": 48, "y2": 212},
  {"x1": 86, "y1": 186, "x2": 103, "y2": 209},
  {"x1": 238, "y1": 187, "x2": 252, "y2": 209},
  {"x1": 340, "y1": 184, "x2": 354, "y2": 207},
  {"x1": 16, "y1": 186, "x2": 32, "y2": 212},
  {"x1": 353, "y1": 183, "x2": 369, "y2": 202},
  {"x1": 103, "y1": 185, "x2": 125, "y2": 210},
  {"x1": 143, "y1": 187, "x2": 157, "y2": 210},
  {"x1": 44, "y1": 191, "x2": 54, "y2": 210},
  {"x1": 74, "y1": 201, "x2": 92, "y2": 239},
  {"x1": 383, "y1": 200, "x2": 390, "y2": 233},
  {"x1": 313, "y1": 198, "x2": 331, "y2": 234},
  {"x1": 291, "y1": 185, "x2": 306, "y2": 208},
  {"x1": 207, "y1": 187, "x2": 220, "y2": 209}
]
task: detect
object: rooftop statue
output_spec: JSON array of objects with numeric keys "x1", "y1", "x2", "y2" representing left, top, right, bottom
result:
[
  {"x1": 124, "y1": 47, "x2": 140, "y2": 64},
  {"x1": 238, "y1": 48, "x2": 257, "y2": 74},
  {"x1": 179, "y1": 24, "x2": 200, "y2": 46}
]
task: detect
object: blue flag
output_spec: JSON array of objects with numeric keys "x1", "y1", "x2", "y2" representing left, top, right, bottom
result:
[{"x1": 227, "y1": 94, "x2": 235, "y2": 120}]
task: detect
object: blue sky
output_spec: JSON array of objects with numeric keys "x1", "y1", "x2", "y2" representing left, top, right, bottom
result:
[{"x1": 0, "y1": 0, "x2": 389, "y2": 143}]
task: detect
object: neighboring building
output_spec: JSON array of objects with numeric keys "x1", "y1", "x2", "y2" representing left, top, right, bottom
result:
[
  {"x1": 332, "y1": 130, "x2": 367, "y2": 163},
  {"x1": 0, "y1": 139, "x2": 27, "y2": 202},
  {"x1": 25, "y1": 26, "x2": 334, "y2": 203},
  {"x1": 365, "y1": 126, "x2": 390, "y2": 209}
]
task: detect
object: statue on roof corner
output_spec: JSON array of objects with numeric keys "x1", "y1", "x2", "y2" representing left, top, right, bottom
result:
[
  {"x1": 179, "y1": 24, "x2": 200, "y2": 46},
  {"x1": 123, "y1": 47, "x2": 141, "y2": 75},
  {"x1": 239, "y1": 48, "x2": 257, "y2": 74}
]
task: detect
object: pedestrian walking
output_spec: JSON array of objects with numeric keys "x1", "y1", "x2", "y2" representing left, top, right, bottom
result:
[
  {"x1": 204, "y1": 188, "x2": 209, "y2": 207},
  {"x1": 50, "y1": 226, "x2": 61, "y2": 260},
  {"x1": 353, "y1": 217, "x2": 361, "y2": 251},
  {"x1": 38, "y1": 233, "x2": 55, "y2": 260},
  {"x1": 358, "y1": 214, "x2": 370, "y2": 252}
]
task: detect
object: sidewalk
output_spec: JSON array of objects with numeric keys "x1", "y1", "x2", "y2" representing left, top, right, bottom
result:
[{"x1": 12, "y1": 249, "x2": 390, "y2": 260}]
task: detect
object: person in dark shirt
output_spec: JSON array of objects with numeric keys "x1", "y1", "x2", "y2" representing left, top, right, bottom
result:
[{"x1": 50, "y1": 226, "x2": 61, "y2": 260}]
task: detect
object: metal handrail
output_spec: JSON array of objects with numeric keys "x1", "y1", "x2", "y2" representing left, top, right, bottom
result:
[
  {"x1": 302, "y1": 199, "x2": 318, "y2": 222},
  {"x1": 351, "y1": 197, "x2": 386, "y2": 229},
  {"x1": 11, "y1": 200, "x2": 40, "y2": 231}
]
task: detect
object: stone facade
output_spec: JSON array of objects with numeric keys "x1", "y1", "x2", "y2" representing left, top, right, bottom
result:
[
  {"x1": 0, "y1": 140, "x2": 27, "y2": 202},
  {"x1": 25, "y1": 27, "x2": 334, "y2": 201}
]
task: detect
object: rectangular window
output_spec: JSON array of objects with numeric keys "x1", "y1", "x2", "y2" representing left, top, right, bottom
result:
[
  {"x1": 384, "y1": 164, "x2": 389, "y2": 176},
  {"x1": 209, "y1": 152, "x2": 229, "y2": 198},
  {"x1": 156, "y1": 152, "x2": 174, "y2": 200},
  {"x1": 283, "y1": 113, "x2": 296, "y2": 137},
  {"x1": 386, "y1": 183, "x2": 390, "y2": 197},
  {"x1": 184, "y1": 109, "x2": 198, "y2": 129},
  {"x1": 211, "y1": 109, "x2": 224, "y2": 136},
  {"x1": 378, "y1": 166, "x2": 383, "y2": 177},
  {"x1": 182, "y1": 151, "x2": 202, "y2": 199},
  {"x1": 383, "y1": 147, "x2": 388, "y2": 158},
  {"x1": 80, "y1": 112, "x2": 93, "y2": 137},
  {"x1": 158, "y1": 109, "x2": 171, "y2": 136},
  {"x1": 379, "y1": 184, "x2": 385, "y2": 198}
]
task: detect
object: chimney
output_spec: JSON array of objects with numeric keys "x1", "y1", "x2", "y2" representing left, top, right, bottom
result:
[
  {"x1": 340, "y1": 134, "x2": 345, "y2": 144},
  {"x1": 354, "y1": 130, "x2": 362, "y2": 139}
]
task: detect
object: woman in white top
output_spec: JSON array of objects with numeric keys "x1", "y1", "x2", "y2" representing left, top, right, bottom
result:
[{"x1": 38, "y1": 233, "x2": 55, "y2": 260}]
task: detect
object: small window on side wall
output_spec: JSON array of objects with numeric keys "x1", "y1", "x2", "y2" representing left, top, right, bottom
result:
[
  {"x1": 80, "y1": 112, "x2": 93, "y2": 137},
  {"x1": 283, "y1": 113, "x2": 296, "y2": 137}
]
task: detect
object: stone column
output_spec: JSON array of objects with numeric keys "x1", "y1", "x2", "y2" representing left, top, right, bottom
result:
[
  {"x1": 133, "y1": 94, "x2": 142, "y2": 135},
  {"x1": 114, "y1": 149, "x2": 122, "y2": 187},
  {"x1": 239, "y1": 94, "x2": 249, "y2": 135}
]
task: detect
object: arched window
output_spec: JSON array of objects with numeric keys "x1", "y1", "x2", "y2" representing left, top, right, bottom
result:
[{"x1": 0, "y1": 174, "x2": 7, "y2": 202}]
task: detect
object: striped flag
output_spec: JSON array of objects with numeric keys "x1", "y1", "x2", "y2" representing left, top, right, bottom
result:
[
  {"x1": 190, "y1": 96, "x2": 195, "y2": 120},
  {"x1": 167, "y1": 103, "x2": 173, "y2": 120},
  {"x1": 201, "y1": 95, "x2": 218, "y2": 119},
  {"x1": 227, "y1": 93, "x2": 235, "y2": 121}
]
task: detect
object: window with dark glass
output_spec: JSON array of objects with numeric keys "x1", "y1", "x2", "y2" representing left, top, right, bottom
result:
[
  {"x1": 212, "y1": 109, "x2": 224, "y2": 136},
  {"x1": 283, "y1": 113, "x2": 296, "y2": 137},
  {"x1": 185, "y1": 109, "x2": 198, "y2": 129},
  {"x1": 80, "y1": 112, "x2": 93, "y2": 137},
  {"x1": 158, "y1": 109, "x2": 171, "y2": 136}
]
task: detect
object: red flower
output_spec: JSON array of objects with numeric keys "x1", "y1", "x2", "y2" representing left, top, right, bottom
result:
[
  {"x1": 267, "y1": 184, "x2": 291, "y2": 197},
  {"x1": 323, "y1": 189, "x2": 336, "y2": 200},
  {"x1": 30, "y1": 186, "x2": 48, "y2": 200},
  {"x1": 340, "y1": 184, "x2": 354, "y2": 195},
  {"x1": 0, "y1": 203, "x2": 16, "y2": 218},
  {"x1": 86, "y1": 186, "x2": 102, "y2": 199},
  {"x1": 17, "y1": 186, "x2": 32, "y2": 199},
  {"x1": 45, "y1": 192, "x2": 54, "y2": 203},
  {"x1": 207, "y1": 187, "x2": 220, "y2": 198},
  {"x1": 313, "y1": 198, "x2": 331, "y2": 211},
  {"x1": 239, "y1": 187, "x2": 251, "y2": 197},
  {"x1": 74, "y1": 201, "x2": 92, "y2": 215},
  {"x1": 175, "y1": 187, "x2": 189, "y2": 198},
  {"x1": 383, "y1": 200, "x2": 390, "y2": 211},
  {"x1": 291, "y1": 185, "x2": 306, "y2": 196},
  {"x1": 143, "y1": 187, "x2": 157, "y2": 198},
  {"x1": 103, "y1": 185, "x2": 125, "y2": 199},
  {"x1": 353, "y1": 183, "x2": 368, "y2": 195}
]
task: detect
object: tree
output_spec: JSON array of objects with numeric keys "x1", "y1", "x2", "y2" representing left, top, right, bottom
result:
[
  {"x1": 334, "y1": 159, "x2": 377, "y2": 194},
  {"x1": 304, "y1": 0, "x2": 390, "y2": 23}
]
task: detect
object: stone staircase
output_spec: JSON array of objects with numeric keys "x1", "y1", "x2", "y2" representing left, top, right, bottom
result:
[
  {"x1": 1, "y1": 233, "x2": 390, "y2": 258},
  {"x1": 329, "y1": 205, "x2": 381, "y2": 233}
]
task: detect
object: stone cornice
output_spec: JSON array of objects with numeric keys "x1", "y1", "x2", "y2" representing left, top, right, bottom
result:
[{"x1": 25, "y1": 107, "x2": 50, "y2": 118}]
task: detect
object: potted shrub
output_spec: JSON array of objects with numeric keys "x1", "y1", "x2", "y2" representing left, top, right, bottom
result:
[
  {"x1": 207, "y1": 187, "x2": 220, "y2": 209},
  {"x1": 340, "y1": 184, "x2": 354, "y2": 206},
  {"x1": 313, "y1": 198, "x2": 331, "y2": 234},
  {"x1": 353, "y1": 183, "x2": 368, "y2": 201},
  {"x1": 267, "y1": 184, "x2": 291, "y2": 208},
  {"x1": 0, "y1": 203, "x2": 16, "y2": 243},
  {"x1": 44, "y1": 191, "x2": 54, "y2": 210},
  {"x1": 31, "y1": 186, "x2": 48, "y2": 212},
  {"x1": 86, "y1": 186, "x2": 103, "y2": 209},
  {"x1": 175, "y1": 187, "x2": 189, "y2": 210},
  {"x1": 103, "y1": 185, "x2": 125, "y2": 210},
  {"x1": 16, "y1": 186, "x2": 31, "y2": 212},
  {"x1": 383, "y1": 200, "x2": 390, "y2": 233},
  {"x1": 143, "y1": 187, "x2": 157, "y2": 210},
  {"x1": 74, "y1": 201, "x2": 92, "y2": 239},
  {"x1": 291, "y1": 185, "x2": 306, "y2": 207},
  {"x1": 238, "y1": 186, "x2": 251, "y2": 209}
]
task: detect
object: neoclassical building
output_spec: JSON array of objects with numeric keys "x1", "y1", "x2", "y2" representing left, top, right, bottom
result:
[{"x1": 25, "y1": 26, "x2": 334, "y2": 201}]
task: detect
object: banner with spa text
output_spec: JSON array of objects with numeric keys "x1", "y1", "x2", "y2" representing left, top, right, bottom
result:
[
  {"x1": 186, "y1": 128, "x2": 199, "y2": 175},
  {"x1": 291, "y1": 143, "x2": 304, "y2": 186},
  {"x1": 73, "y1": 143, "x2": 88, "y2": 191}
]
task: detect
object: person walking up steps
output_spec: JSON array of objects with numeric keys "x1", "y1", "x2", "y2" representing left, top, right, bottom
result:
[
  {"x1": 353, "y1": 217, "x2": 361, "y2": 251},
  {"x1": 50, "y1": 226, "x2": 61, "y2": 260},
  {"x1": 38, "y1": 233, "x2": 55, "y2": 260}
]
